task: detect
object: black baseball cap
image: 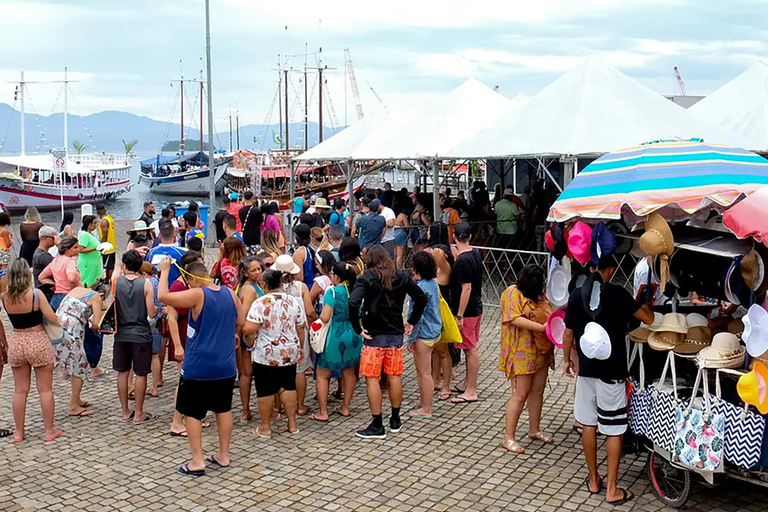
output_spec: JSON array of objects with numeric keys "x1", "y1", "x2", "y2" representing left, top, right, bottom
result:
[
  {"x1": 294, "y1": 223, "x2": 311, "y2": 240},
  {"x1": 453, "y1": 221, "x2": 471, "y2": 239},
  {"x1": 369, "y1": 199, "x2": 382, "y2": 211}
]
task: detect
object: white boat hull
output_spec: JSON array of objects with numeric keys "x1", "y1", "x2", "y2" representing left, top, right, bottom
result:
[
  {"x1": 0, "y1": 180, "x2": 132, "y2": 212},
  {"x1": 140, "y1": 162, "x2": 230, "y2": 196}
]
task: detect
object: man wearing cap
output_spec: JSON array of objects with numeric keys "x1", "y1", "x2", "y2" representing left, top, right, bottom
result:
[
  {"x1": 214, "y1": 197, "x2": 231, "y2": 243},
  {"x1": 494, "y1": 188, "x2": 520, "y2": 249},
  {"x1": 450, "y1": 222, "x2": 485, "y2": 405},
  {"x1": 562, "y1": 224, "x2": 654, "y2": 507},
  {"x1": 139, "y1": 202, "x2": 156, "y2": 240},
  {"x1": 356, "y1": 199, "x2": 387, "y2": 253},
  {"x1": 147, "y1": 219, "x2": 187, "y2": 284},
  {"x1": 33, "y1": 226, "x2": 57, "y2": 300}
]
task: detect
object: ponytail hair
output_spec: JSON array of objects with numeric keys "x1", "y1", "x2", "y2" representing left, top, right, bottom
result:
[{"x1": 332, "y1": 260, "x2": 357, "y2": 290}]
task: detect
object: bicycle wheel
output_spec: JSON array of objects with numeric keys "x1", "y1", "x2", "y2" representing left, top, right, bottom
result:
[{"x1": 648, "y1": 451, "x2": 691, "y2": 508}]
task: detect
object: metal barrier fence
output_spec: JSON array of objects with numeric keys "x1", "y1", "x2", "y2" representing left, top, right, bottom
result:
[{"x1": 472, "y1": 246, "x2": 551, "y2": 306}]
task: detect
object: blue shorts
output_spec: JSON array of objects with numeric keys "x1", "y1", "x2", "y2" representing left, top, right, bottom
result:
[
  {"x1": 394, "y1": 228, "x2": 409, "y2": 246},
  {"x1": 152, "y1": 331, "x2": 163, "y2": 355}
]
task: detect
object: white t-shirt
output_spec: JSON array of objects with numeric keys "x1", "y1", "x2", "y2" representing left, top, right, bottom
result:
[
  {"x1": 380, "y1": 207, "x2": 396, "y2": 243},
  {"x1": 633, "y1": 258, "x2": 665, "y2": 306},
  {"x1": 151, "y1": 217, "x2": 179, "y2": 237}
]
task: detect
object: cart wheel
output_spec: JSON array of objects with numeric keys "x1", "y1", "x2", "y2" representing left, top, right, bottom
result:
[{"x1": 648, "y1": 451, "x2": 691, "y2": 509}]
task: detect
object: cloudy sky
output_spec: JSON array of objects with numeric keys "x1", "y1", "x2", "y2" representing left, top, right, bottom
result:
[{"x1": 0, "y1": 0, "x2": 765, "y2": 133}]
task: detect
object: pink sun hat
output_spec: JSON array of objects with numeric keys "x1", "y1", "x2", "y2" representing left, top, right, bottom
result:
[
  {"x1": 546, "y1": 309, "x2": 567, "y2": 348},
  {"x1": 568, "y1": 221, "x2": 593, "y2": 265}
]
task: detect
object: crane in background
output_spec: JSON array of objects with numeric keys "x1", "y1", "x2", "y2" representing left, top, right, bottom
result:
[
  {"x1": 674, "y1": 66, "x2": 688, "y2": 96},
  {"x1": 344, "y1": 48, "x2": 365, "y2": 120}
]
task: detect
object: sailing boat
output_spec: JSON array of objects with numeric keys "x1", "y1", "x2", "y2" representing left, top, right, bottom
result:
[
  {"x1": 0, "y1": 70, "x2": 132, "y2": 212},
  {"x1": 139, "y1": 78, "x2": 231, "y2": 196}
]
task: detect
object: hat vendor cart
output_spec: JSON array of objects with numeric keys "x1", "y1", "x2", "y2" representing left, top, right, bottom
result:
[{"x1": 546, "y1": 140, "x2": 768, "y2": 508}]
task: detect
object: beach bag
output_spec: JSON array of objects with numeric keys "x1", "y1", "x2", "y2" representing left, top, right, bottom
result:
[
  {"x1": 627, "y1": 342, "x2": 652, "y2": 436},
  {"x1": 647, "y1": 351, "x2": 685, "y2": 452},
  {"x1": 672, "y1": 368, "x2": 725, "y2": 472},
  {"x1": 438, "y1": 289, "x2": 461, "y2": 344},
  {"x1": 711, "y1": 368, "x2": 766, "y2": 469},
  {"x1": 309, "y1": 288, "x2": 334, "y2": 353}
]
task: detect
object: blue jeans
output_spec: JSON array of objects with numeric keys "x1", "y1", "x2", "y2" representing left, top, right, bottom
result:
[
  {"x1": 50, "y1": 293, "x2": 66, "y2": 313},
  {"x1": 84, "y1": 329, "x2": 103, "y2": 369}
]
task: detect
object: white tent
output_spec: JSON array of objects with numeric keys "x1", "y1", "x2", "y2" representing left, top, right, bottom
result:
[
  {"x1": 689, "y1": 61, "x2": 768, "y2": 153},
  {"x1": 448, "y1": 58, "x2": 738, "y2": 158},
  {"x1": 294, "y1": 78, "x2": 514, "y2": 161}
]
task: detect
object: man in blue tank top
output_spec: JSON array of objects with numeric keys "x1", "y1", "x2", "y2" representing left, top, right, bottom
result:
[{"x1": 158, "y1": 258, "x2": 243, "y2": 477}]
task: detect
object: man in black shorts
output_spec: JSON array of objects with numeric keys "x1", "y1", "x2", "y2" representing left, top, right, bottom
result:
[{"x1": 113, "y1": 250, "x2": 158, "y2": 424}]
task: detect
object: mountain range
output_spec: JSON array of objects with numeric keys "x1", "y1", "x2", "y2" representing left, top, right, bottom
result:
[{"x1": 0, "y1": 103, "x2": 343, "y2": 155}]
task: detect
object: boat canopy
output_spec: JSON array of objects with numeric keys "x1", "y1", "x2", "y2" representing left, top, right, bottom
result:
[
  {"x1": 140, "y1": 151, "x2": 209, "y2": 170},
  {"x1": 0, "y1": 155, "x2": 92, "y2": 174}
]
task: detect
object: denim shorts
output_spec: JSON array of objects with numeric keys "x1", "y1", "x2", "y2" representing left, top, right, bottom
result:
[
  {"x1": 394, "y1": 228, "x2": 408, "y2": 246},
  {"x1": 152, "y1": 331, "x2": 163, "y2": 354}
]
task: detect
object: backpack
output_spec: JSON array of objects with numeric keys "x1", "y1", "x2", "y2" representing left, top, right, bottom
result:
[{"x1": 220, "y1": 263, "x2": 238, "y2": 290}]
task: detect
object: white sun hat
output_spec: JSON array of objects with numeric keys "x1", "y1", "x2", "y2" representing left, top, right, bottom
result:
[
  {"x1": 547, "y1": 264, "x2": 570, "y2": 308},
  {"x1": 580, "y1": 322, "x2": 611, "y2": 360},
  {"x1": 744, "y1": 304, "x2": 768, "y2": 358}
]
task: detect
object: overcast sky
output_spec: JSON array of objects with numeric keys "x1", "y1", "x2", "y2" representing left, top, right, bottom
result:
[{"x1": 1, "y1": 0, "x2": 765, "y2": 132}]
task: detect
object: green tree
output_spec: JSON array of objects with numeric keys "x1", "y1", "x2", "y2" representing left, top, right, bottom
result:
[
  {"x1": 122, "y1": 139, "x2": 139, "y2": 155},
  {"x1": 72, "y1": 140, "x2": 86, "y2": 154}
]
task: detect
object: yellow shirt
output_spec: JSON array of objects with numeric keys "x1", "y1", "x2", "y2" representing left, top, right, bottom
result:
[{"x1": 99, "y1": 215, "x2": 116, "y2": 254}]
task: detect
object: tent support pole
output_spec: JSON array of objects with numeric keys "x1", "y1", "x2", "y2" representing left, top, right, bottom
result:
[
  {"x1": 432, "y1": 158, "x2": 440, "y2": 218},
  {"x1": 513, "y1": 159, "x2": 517, "y2": 195},
  {"x1": 289, "y1": 160, "x2": 296, "y2": 245},
  {"x1": 346, "y1": 160, "x2": 355, "y2": 211}
]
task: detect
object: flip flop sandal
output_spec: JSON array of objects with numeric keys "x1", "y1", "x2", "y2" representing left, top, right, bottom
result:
[
  {"x1": 310, "y1": 414, "x2": 329, "y2": 422},
  {"x1": 437, "y1": 392, "x2": 452, "y2": 401},
  {"x1": 607, "y1": 488, "x2": 633, "y2": 506},
  {"x1": 44, "y1": 430, "x2": 64, "y2": 442},
  {"x1": 253, "y1": 427, "x2": 271, "y2": 438},
  {"x1": 572, "y1": 425, "x2": 584, "y2": 436},
  {"x1": 288, "y1": 428, "x2": 300, "y2": 434},
  {"x1": 528, "y1": 432, "x2": 555, "y2": 444},
  {"x1": 169, "y1": 431, "x2": 188, "y2": 438},
  {"x1": 206, "y1": 454, "x2": 230, "y2": 468},
  {"x1": 79, "y1": 401, "x2": 92, "y2": 408},
  {"x1": 68, "y1": 409, "x2": 94, "y2": 418},
  {"x1": 0, "y1": 428, "x2": 13, "y2": 438},
  {"x1": 297, "y1": 407, "x2": 312, "y2": 417},
  {"x1": 178, "y1": 463, "x2": 205, "y2": 477},
  {"x1": 585, "y1": 476, "x2": 603, "y2": 495},
  {"x1": 335, "y1": 407, "x2": 350, "y2": 417},
  {"x1": 133, "y1": 413, "x2": 156, "y2": 424},
  {"x1": 451, "y1": 386, "x2": 466, "y2": 394},
  {"x1": 121, "y1": 411, "x2": 136, "y2": 422},
  {"x1": 450, "y1": 397, "x2": 479, "y2": 404},
  {"x1": 501, "y1": 439, "x2": 525, "y2": 454}
]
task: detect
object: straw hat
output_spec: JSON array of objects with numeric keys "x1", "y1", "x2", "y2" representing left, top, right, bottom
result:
[
  {"x1": 727, "y1": 318, "x2": 745, "y2": 335},
  {"x1": 580, "y1": 322, "x2": 611, "y2": 360},
  {"x1": 314, "y1": 197, "x2": 332, "y2": 209},
  {"x1": 686, "y1": 313, "x2": 709, "y2": 329},
  {"x1": 639, "y1": 213, "x2": 674, "y2": 257},
  {"x1": 741, "y1": 249, "x2": 765, "y2": 292},
  {"x1": 698, "y1": 332, "x2": 746, "y2": 369},
  {"x1": 673, "y1": 325, "x2": 712, "y2": 355},
  {"x1": 274, "y1": 254, "x2": 300, "y2": 274},
  {"x1": 568, "y1": 221, "x2": 593, "y2": 265},
  {"x1": 546, "y1": 309, "x2": 567, "y2": 349},
  {"x1": 547, "y1": 264, "x2": 570, "y2": 308},
  {"x1": 744, "y1": 304, "x2": 768, "y2": 357},
  {"x1": 648, "y1": 331, "x2": 684, "y2": 351},
  {"x1": 650, "y1": 313, "x2": 688, "y2": 334},
  {"x1": 126, "y1": 220, "x2": 150, "y2": 234},
  {"x1": 629, "y1": 312, "x2": 663, "y2": 343},
  {"x1": 737, "y1": 362, "x2": 768, "y2": 414}
]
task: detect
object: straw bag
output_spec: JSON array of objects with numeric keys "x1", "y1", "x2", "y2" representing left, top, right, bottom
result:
[
  {"x1": 647, "y1": 351, "x2": 686, "y2": 452},
  {"x1": 672, "y1": 368, "x2": 725, "y2": 472},
  {"x1": 309, "y1": 288, "x2": 334, "y2": 354},
  {"x1": 438, "y1": 289, "x2": 461, "y2": 344},
  {"x1": 711, "y1": 369, "x2": 766, "y2": 469}
]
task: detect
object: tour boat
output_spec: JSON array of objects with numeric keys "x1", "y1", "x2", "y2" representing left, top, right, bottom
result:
[
  {"x1": 139, "y1": 151, "x2": 231, "y2": 196},
  {"x1": 0, "y1": 153, "x2": 132, "y2": 212}
]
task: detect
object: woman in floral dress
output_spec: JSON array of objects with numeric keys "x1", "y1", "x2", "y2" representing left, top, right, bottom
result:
[
  {"x1": 313, "y1": 261, "x2": 363, "y2": 421},
  {"x1": 499, "y1": 264, "x2": 555, "y2": 454},
  {"x1": 55, "y1": 282, "x2": 106, "y2": 417}
]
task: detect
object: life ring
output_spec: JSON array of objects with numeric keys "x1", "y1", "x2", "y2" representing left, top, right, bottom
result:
[{"x1": 78, "y1": 192, "x2": 84, "y2": 199}]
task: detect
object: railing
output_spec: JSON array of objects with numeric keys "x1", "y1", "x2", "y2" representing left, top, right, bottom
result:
[
  {"x1": 69, "y1": 153, "x2": 129, "y2": 168},
  {"x1": 471, "y1": 246, "x2": 551, "y2": 306}
]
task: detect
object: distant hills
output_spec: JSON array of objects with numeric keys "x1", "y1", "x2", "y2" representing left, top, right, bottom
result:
[{"x1": 0, "y1": 103, "x2": 343, "y2": 155}]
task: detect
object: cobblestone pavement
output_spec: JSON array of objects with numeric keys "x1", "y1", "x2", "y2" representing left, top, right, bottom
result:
[{"x1": 2, "y1": 307, "x2": 768, "y2": 512}]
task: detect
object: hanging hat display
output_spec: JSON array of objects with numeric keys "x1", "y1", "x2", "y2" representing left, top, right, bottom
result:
[
  {"x1": 568, "y1": 221, "x2": 593, "y2": 265},
  {"x1": 743, "y1": 304, "x2": 768, "y2": 357},
  {"x1": 647, "y1": 313, "x2": 688, "y2": 351},
  {"x1": 607, "y1": 221, "x2": 632, "y2": 256},
  {"x1": 545, "y1": 223, "x2": 570, "y2": 261},
  {"x1": 590, "y1": 222, "x2": 617, "y2": 266},
  {"x1": 668, "y1": 249, "x2": 731, "y2": 301},
  {"x1": 547, "y1": 264, "x2": 570, "y2": 308},
  {"x1": 629, "y1": 312, "x2": 663, "y2": 343},
  {"x1": 640, "y1": 213, "x2": 675, "y2": 291},
  {"x1": 741, "y1": 249, "x2": 766, "y2": 292},
  {"x1": 725, "y1": 256, "x2": 755, "y2": 307},
  {"x1": 737, "y1": 362, "x2": 768, "y2": 415},
  {"x1": 580, "y1": 322, "x2": 611, "y2": 360}
]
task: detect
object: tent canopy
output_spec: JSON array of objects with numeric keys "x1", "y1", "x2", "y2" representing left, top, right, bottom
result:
[
  {"x1": 448, "y1": 58, "x2": 738, "y2": 159},
  {"x1": 140, "y1": 151, "x2": 209, "y2": 170},
  {"x1": 689, "y1": 61, "x2": 768, "y2": 153},
  {"x1": 294, "y1": 78, "x2": 513, "y2": 161}
]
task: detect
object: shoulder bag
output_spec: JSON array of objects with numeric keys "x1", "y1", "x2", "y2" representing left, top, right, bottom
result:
[
  {"x1": 34, "y1": 291, "x2": 64, "y2": 345},
  {"x1": 438, "y1": 288, "x2": 461, "y2": 344},
  {"x1": 647, "y1": 351, "x2": 686, "y2": 452},
  {"x1": 627, "y1": 341, "x2": 652, "y2": 436},
  {"x1": 309, "y1": 288, "x2": 334, "y2": 353}
]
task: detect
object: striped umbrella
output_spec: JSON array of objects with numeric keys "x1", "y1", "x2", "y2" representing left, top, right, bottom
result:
[{"x1": 548, "y1": 140, "x2": 768, "y2": 223}]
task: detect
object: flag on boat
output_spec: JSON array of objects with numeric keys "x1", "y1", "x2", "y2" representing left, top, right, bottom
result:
[
  {"x1": 272, "y1": 130, "x2": 282, "y2": 147},
  {"x1": 253, "y1": 136, "x2": 260, "y2": 144}
]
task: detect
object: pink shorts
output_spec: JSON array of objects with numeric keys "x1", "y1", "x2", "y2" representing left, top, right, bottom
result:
[
  {"x1": 455, "y1": 316, "x2": 482, "y2": 350},
  {"x1": 9, "y1": 330, "x2": 55, "y2": 368}
]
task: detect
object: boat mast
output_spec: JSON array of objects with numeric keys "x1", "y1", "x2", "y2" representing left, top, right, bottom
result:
[
  {"x1": 236, "y1": 108, "x2": 240, "y2": 151},
  {"x1": 284, "y1": 68, "x2": 289, "y2": 155},
  {"x1": 229, "y1": 108, "x2": 233, "y2": 152},
  {"x1": 180, "y1": 78, "x2": 185, "y2": 155},
  {"x1": 318, "y1": 46, "x2": 324, "y2": 143},
  {"x1": 19, "y1": 72, "x2": 25, "y2": 156},
  {"x1": 200, "y1": 80, "x2": 204, "y2": 154},
  {"x1": 277, "y1": 55, "x2": 283, "y2": 151},
  {"x1": 304, "y1": 43, "x2": 309, "y2": 151},
  {"x1": 61, "y1": 67, "x2": 68, "y2": 218},
  {"x1": 205, "y1": 0, "x2": 216, "y2": 239}
]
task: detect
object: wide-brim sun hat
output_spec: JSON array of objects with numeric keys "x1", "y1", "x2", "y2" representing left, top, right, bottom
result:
[
  {"x1": 126, "y1": 220, "x2": 150, "y2": 234},
  {"x1": 314, "y1": 197, "x2": 332, "y2": 209},
  {"x1": 741, "y1": 249, "x2": 766, "y2": 292},
  {"x1": 629, "y1": 312, "x2": 663, "y2": 343},
  {"x1": 650, "y1": 313, "x2": 688, "y2": 334},
  {"x1": 698, "y1": 332, "x2": 746, "y2": 369},
  {"x1": 738, "y1": 361, "x2": 768, "y2": 415},
  {"x1": 639, "y1": 213, "x2": 674, "y2": 257},
  {"x1": 567, "y1": 221, "x2": 592, "y2": 265},
  {"x1": 547, "y1": 264, "x2": 570, "y2": 308},
  {"x1": 546, "y1": 309, "x2": 567, "y2": 349},
  {"x1": 743, "y1": 303, "x2": 768, "y2": 357},
  {"x1": 580, "y1": 322, "x2": 611, "y2": 360},
  {"x1": 648, "y1": 331, "x2": 684, "y2": 351},
  {"x1": 686, "y1": 312, "x2": 709, "y2": 329},
  {"x1": 274, "y1": 254, "x2": 300, "y2": 275},
  {"x1": 673, "y1": 325, "x2": 713, "y2": 355}
]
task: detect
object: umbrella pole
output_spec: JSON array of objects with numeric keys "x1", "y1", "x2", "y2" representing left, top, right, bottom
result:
[{"x1": 432, "y1": 158, "x2": 440, "y2": 218}]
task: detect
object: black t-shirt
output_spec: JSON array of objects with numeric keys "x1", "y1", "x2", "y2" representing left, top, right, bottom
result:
[
  {"x1": 450, "y1": 249, "x2": 483, "y2": 318},
  {"x1": 564, "y1": 275, "x2": 640, "y2": 381},
  {"x1": 213, "y1": 209, "x2": 229, "y2": 242},
  {"x1": 239, "y1": 205, "x2": 263, "y2": 246}
]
